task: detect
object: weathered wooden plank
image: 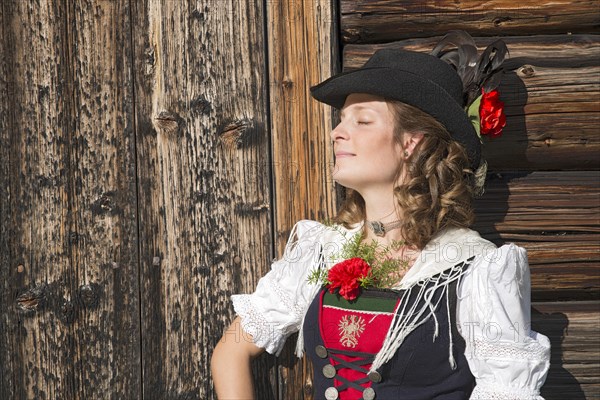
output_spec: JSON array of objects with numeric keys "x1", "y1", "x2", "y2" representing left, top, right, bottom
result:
[
  {"x1": 343, "y1": 35, "x2": 600, "y2": 171},
  {"x1": 1, "y1": 0, "x2": 141, "y2": 399},
  {"x1": 62, "y1": 1, "x2": 141, "y2": 398},
  {"x1": 529, "y1": 261, "x2": 600, "y2": 301},
  {"x1": 130, "y1": 0, "x2": 273, "y2": 398},
  {"x1": 340, "y1": 0, "x2": 600, "y2": 43},
  {"x1": 343, "y1": 34, "x2": 600, "y2": 70},
  {"x1": 0, "y1": 2, "x2": 13, "y2": 399},
  {"x1": 472, "y1": 171, "x2": 600, "y2": 300},
  {"x1": 532, "y1": 301, "x2": 600, "y2": 399},
  {"x1": 266, "y1": 0, "x2": 340, "y2": 398}
]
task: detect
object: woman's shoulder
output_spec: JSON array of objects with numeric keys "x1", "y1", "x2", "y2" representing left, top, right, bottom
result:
[{"x1": 398, "y1": 226, "x2": 529, "y2": 287}]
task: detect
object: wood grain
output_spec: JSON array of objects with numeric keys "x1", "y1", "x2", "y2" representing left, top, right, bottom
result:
[
  {"x1": 266, "y1": 0, "x2": 340, "y2": 398},
  {"x1": 343, "y1": 35, "x2": 600, "y2": 171},
  {"x1": 130, "y1": 0, "x2": 273, "y2": 398},
  {"x1": 0, "y1": 1, "x2": 13, "y2": 396},
  {"x1": 340, "y1": 0, "x2": 600, "y2": 43},
  {"x1": 1, "y1": 0, "x2": 140, "y2": 399}
]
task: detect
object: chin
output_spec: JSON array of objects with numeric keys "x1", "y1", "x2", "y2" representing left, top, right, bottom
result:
[{"x1": 332, "y1": 174, "x2": 362, "y2": 191}]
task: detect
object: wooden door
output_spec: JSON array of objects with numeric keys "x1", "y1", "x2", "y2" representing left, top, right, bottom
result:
[{"x1": 0, "y1": 0, "x2": 337, "y2": 398}]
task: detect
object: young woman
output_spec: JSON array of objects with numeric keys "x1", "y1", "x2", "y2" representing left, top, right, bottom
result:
[{"x1": 211, "y1": 32, "x2": 551, "y2": 399}]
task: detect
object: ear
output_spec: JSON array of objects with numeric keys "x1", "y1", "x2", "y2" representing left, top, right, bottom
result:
[{"x1": 402, "y1": 132, "x2": 425, "y2": 158}]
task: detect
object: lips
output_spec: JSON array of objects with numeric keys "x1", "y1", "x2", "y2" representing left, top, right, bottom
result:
[{"x1": 335, "y1": 151, "x2": 355, "y2": 158}]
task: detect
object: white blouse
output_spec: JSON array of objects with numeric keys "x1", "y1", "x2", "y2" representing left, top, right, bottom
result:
[{"x1": 231, "y1": 220, "x2": 551, "y2": 399}]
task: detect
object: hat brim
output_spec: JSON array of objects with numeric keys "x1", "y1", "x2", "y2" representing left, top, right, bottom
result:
[{"x1": 310, "y1": 66, "x2": 481, "y2": 170}]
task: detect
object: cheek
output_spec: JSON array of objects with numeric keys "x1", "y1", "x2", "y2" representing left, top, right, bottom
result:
[{"x1": 383, "y1": 140, "x2": 403, "y2": 162}]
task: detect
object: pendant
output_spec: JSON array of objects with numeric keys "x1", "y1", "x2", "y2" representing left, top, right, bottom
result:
[{"x1": 369, "y1": 221, "x2": 385, "y2": 237}]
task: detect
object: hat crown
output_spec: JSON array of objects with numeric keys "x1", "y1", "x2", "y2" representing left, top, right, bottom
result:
[{"x1": 364, "y1": 49, "x2": 464, "y2": 106}]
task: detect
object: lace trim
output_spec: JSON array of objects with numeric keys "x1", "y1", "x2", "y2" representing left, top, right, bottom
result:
[
  {"x1": 266, "y1": 274, "x2": 305, "y2": 321},
  {"x1": 471, "y1": 384, "x2": 542, "y2": 400},
  {"x1": 469, "y1": 338, "x2": 548, "y2": 361},
  {"x1": 230, "y1": 294, "x2": 285, "y2": 354}
]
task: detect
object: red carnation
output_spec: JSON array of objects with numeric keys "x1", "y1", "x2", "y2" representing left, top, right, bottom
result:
[
  {"x1": 479, "y1": 89, "x2": 506, "y2": 138},
  {"x1": 327, "y1": 257, "x2": 371, "y2": 300}
]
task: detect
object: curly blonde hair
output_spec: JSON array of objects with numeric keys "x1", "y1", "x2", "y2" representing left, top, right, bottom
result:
[{"x1": 334, "y1": 100, "x2": 476, "y2": 249}]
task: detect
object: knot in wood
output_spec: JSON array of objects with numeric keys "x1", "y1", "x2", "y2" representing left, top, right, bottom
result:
[
  {"x1": 281, "y1": 79, "x2": 294, "y2": 89},
  {"x1": 91, "y1": 191, "x2": 118, "y2": 216},
  {"x1": 518, "y1": 65, "x2": 536, "y2": 78},
  {"x1": 191, "y1": 95, "x2": 212, "y2": 115},
  {"x1": 343, "y1": 28, "x2": 363, "y2": 44},
  {"x1": 219, "y1": 119, "x2": 254, "y2": 149},
  {"x1": 16, "y1": 285, "x2": 47, "y2": 314},
  {"x1": 492, "y1": 16, "x2": 512, "y2": 26},
  {"x1": 78, "y1": 284, "x2": 101, "y2": 309},
  {"x1": 153, "y1": 111, "x2": 181, "y2": 134}
]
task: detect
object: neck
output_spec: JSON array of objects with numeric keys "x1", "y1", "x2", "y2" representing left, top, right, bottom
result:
[
  {"x1": 362, "y1": 186, "x2": 398, "y2": 220},
  {"x1": 360, "y1": 187, "x2": 405, "y2": 243}
]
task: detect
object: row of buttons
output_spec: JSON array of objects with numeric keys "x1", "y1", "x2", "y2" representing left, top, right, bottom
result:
[
  {"x1": 316, "y1": 345, "x2": 380, "y2": 399},
  {"x1": 324, "y1": 386, "x2": 376, "y2": 400}
]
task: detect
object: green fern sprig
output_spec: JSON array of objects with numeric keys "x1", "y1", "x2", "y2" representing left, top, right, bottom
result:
[{"x1": 308, "y1": 231, "x2": 410, "y2": 289}]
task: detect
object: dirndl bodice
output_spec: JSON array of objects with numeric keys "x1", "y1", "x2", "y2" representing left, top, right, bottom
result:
[{"x1": 303, "y1": 271, "x2": 475, "y2": 400}]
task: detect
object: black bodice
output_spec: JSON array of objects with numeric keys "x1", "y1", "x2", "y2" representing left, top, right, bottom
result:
[{"x1": 303, "y1": 273, "x2": 475, "y2": 400}]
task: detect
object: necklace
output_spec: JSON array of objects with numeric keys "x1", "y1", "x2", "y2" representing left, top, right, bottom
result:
[{"x1": 366, "y1": 219, "x2": 402, "y2": 237}]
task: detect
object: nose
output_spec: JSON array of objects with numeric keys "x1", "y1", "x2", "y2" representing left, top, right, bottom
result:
[{"x1": 330, "y1": 121, "x2": 348, "y2": 142}]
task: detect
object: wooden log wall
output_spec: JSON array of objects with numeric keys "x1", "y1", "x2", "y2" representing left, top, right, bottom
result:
[
  {"x1": 0, "y1": 0, "x2": 338, "y2": 399},
  {"x1": 338, "y1": 1, "x2": 599, "y2": 398}
]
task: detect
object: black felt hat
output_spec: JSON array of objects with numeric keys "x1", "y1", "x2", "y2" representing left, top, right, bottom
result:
[{"x1": 310, "y1": 48, "x2": 481, "y2": 170}]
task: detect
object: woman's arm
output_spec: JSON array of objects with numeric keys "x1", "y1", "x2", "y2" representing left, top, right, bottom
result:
[
  {"x1": 211, "y1": 316, "x2": 265, "y2": 399},
  {"x1": 457, "y1": 244, "x2": 551, "y2": 399}
]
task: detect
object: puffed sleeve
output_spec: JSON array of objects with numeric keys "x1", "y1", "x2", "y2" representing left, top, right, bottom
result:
[
  {"x1": 456, "y1": 243, "x2": 551, "y2": 399},
  {"x1": 230, "y1": 220, "x2": 332, "y2": 356}
]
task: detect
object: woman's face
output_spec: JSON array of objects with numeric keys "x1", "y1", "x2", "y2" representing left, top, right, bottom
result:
[{"x1": 330, "y1": 93, "x2": 404, "y2": 193}]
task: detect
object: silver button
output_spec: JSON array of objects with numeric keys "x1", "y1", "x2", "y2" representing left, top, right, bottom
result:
[
  {"x1": 368, "y1": 370, "x2": 382, "y2": 383},
  {"x1": 363, "y1": 387, "x2": 376, "y2": 400},
  {"x1": 325, "y1": 386, "x2": 339, "y2": 400},
  {"x1": 315, "y1": 345, "x2": 328, "y2": 358},
  {"x1": 323, "y1": 364, "x2": 336, "y2": 378}
]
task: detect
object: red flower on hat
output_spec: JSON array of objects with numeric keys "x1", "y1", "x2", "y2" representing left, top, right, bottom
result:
[
  {"x1": 479, "y1": 89, "x2": 506, "y2": 138},
  {"x1": 327, "y1": 257, "x2": 371, "y2": 300}
]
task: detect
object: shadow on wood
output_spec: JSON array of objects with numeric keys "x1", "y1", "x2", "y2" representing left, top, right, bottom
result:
[
  {"x1": 533, "y1": 306, "x2": 589, "y2": 400},
  {"x1": 474, "y1": 69, "x2": 530, "y2": 247}
]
